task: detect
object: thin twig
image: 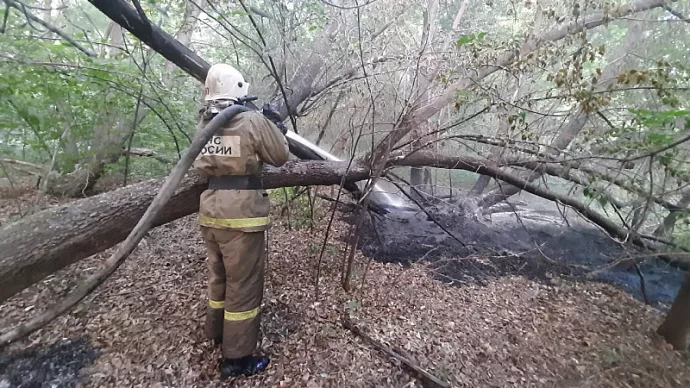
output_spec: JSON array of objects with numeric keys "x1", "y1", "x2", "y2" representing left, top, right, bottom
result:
[
  {"x1": 282, "y1": 187, "x2": 292, "y2": 230},
  {"x1": 342, "y1": 316, "x2": 451, "y2": 388},
  {"x1": 633, "y1": 260, "x2": 650, "y2": 305}
]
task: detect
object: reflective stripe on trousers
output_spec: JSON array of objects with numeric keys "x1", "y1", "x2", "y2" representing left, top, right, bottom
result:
[
  {"x1": 209, "y1": 300, "x2": 224, "y2": 309},
  {"x1": 199, "y1": 215, "x2": 270, "y2": 229},
  {"x1": 224, "y1": 307, "x2": 260, "y2": 321}
]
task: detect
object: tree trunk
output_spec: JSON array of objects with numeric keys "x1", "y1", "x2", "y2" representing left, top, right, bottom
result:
[
  {"x1": 469, "y1": 104, "x2": 512, "y2": 196},
  {"x1": 408, "y1": 0, "x2": 439, "y2": 201},
  {"x1": 654, "y1": 190, "x2": 690, "y2": 238},
  {"x1": 0, "y1": 161, "x2": 369, "y2": 303},
  {"x1": 41, "y1": 22, "x2": 128, "y2": 197},
  {"x1": 657, "y1": 274, "x2": 690, "y2": 350},
  {"x1": 410, "y1": 166, "x2": 432, "y2": 199}
]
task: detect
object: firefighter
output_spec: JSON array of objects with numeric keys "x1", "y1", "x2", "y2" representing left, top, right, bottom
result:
[{"x1": 192, "y1": 63, "x2": 289, "y2": 378}]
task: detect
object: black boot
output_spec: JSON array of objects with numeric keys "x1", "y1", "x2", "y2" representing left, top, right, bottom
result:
[{"x1": 219, "y1": 355, "x2": 270, "y2": 378}]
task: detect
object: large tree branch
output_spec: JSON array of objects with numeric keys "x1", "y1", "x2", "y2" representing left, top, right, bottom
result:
[
  {"x1": 3, "y1": 150, "x2": 681, "y2": 304},
  {"x1": 393, "y1": 152, "x2": 658, "y2": 248}
]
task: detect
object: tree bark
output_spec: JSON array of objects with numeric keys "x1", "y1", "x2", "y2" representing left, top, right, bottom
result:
[
  {"x1": 0, "y1": 161, "x2": 369, "y2": 304},
  {"x1": 409, "y1": 0, "x2": 439, "y2": 200},
  {"x1": 657, "y1": 274, "x2": 690, "y2": 350},
  {"x1": 654, "y1": 189, "x2": 690, "y2": 238}
]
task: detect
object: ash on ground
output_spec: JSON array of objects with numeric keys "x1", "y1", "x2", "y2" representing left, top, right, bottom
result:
[
  {"x1": 0, "y1": 336, "x2": 101, "y2": 388},
  {"x1": 348, "y1": 191, "x2": 686, "y2": 307}
]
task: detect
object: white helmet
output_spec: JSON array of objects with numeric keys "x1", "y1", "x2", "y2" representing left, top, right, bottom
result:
[{"x1": 204, "y1": 63, "x2": 249, "y2": 102}]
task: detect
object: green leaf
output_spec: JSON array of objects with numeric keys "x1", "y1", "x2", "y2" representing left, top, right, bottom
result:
[{"x1": 456, "y1": 32, "x2": 487, "y2": 48}]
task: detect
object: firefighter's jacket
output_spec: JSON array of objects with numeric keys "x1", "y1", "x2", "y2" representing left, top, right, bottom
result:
[{"x1": 192, "y1": 109, "x2": 290, "y2": 233}]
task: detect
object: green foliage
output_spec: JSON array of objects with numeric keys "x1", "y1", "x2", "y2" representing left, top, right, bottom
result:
[
  {"x1": 456, "y1": 32, "x2": 486, "y2": 48},
  {"x1": 0, "y1": 0, "x2": 201, "y2": 182}
]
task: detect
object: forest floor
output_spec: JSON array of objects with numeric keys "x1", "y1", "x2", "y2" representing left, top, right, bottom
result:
[{"x1": 1, "y1": 185, "x2": 689, "y2": 387}]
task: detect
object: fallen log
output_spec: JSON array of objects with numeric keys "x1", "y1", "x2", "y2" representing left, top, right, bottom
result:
[
  {"x1": 0, "y1": 161, "x2": 369, "y2": 304},
  {"x1": 3, "y1": 152, "x2": 685, "y2": 306}
]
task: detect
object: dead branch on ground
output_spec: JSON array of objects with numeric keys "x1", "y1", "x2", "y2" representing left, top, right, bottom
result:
[{"x1": 342, "y1": 315, "x2": 451, "y2": 388}]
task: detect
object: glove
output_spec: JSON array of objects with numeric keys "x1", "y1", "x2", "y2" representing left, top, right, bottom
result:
[{"x1": 262, "y1": 104, "x2": 287, "y2": 135}]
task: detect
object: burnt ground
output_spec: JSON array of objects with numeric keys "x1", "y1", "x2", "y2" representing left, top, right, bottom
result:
[
  {"x1": 350, "y1": 191, "x2": 687, "y2": 307},
  {"x1": 1, "y1": 186, "x2": 689, "y2": 387},
  {"x1": 0, "y1": 337, "x2": 101, "y2": 388}
]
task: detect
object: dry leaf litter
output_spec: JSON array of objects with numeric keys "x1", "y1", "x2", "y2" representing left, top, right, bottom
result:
[{"x1": 0, "y1": 188, "x2": 688, "y2": 387}]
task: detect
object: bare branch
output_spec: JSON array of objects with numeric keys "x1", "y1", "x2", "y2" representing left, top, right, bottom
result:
[
  {"x1": 391, "y1": 151, "x2": 663, "y2": 248},
  {"x1": 3, "y1": 0, "x2": 96, "y2": 57}
]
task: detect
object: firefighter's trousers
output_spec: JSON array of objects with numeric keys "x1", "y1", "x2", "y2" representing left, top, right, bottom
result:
[{"x1": 201, "y1": 226, "x2": 265, "y2": 359}]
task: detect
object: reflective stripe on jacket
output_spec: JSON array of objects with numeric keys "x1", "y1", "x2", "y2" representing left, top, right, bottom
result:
[{"x1": 192, "y1": 109, "x2": 290, "y2": 232}]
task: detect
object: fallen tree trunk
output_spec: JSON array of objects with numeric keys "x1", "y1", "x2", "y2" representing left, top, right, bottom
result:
[
  {"x1": 0, "y1": 161, "x2": 369, "y2": 303},
  {"x1": 3, "y1": 151, "x2": 682, "y2": 304}
]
